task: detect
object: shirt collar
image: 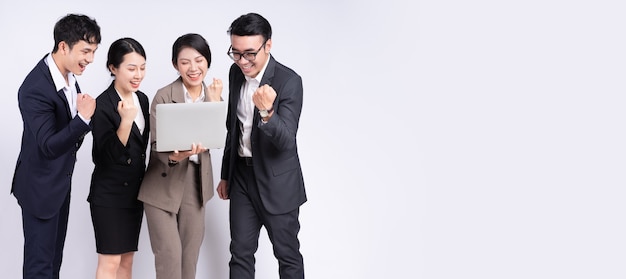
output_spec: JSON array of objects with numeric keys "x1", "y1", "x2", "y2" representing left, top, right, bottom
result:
[
  {"x1": 45, "y1": 53, "x2": 75, "y2": 92},
  {"x1": 183, "y1": 83, "x2": 205, "y2": 103}
]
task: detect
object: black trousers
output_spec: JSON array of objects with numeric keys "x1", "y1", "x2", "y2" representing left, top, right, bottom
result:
[
  {"x1": 229, "y1": 158, "x2": 304, "y2": 279},
  {"x1": 21, "y1": 192, "x2": 70, "y2": 279}
]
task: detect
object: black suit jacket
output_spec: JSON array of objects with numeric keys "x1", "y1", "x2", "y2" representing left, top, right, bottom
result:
[
  {"x1": 12, "y1": 55, "x2": 91, "y2": 219},
  {"x1": 221, "y1": 55, "x2": 307, "y2": 214},
  {"x1": 88, "y1": 82, "x2": 150, "y2": 208}
]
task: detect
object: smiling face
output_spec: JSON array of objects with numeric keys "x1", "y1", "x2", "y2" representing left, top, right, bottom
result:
[
  {"x1": 57, "y1": 39, "x2": 98, "y2": 76},
  {"x1": 230, "y1": 34, "x2": 272, "y2": 78},
  {"x1": 110, "y1": 52, "x2": 146, "y2": 95},
  {"x1": 174, "y1": 47, "x2": 208, "y2": 90}
]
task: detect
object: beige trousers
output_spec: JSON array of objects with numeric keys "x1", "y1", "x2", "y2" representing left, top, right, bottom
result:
[{"x1": 144, "y1": 164, "x2": 205, "y2": 279}]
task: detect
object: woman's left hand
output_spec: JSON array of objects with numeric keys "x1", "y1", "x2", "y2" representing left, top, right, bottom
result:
[{"x1": 207, "y1": 78, "x2": 223, "y2": 102}]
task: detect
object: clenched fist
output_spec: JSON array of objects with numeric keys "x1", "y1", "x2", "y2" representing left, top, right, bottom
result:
[
  {"x1": 252, "y1": 84, "x2": 276, "y2": 111},
  {"x1": 118, "y1": 98, "x2": 138, "y2": 124},
  {"x1": 77, "y1": 93, "x2": 96, "y2": 120},
  {"x1": 207, "y1": 78, "x2": 223, "y2": 102}
]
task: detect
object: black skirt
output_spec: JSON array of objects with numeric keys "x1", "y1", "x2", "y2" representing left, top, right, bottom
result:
[{"x1": 90, "y1": 204, "x2": 143, "y2": 254}]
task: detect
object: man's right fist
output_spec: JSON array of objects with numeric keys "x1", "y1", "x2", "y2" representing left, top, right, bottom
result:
[{"x1": 77, "y1": 93, "x2": 96, "y2": 120}]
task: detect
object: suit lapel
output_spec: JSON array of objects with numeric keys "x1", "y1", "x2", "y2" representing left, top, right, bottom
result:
[
  {"x1": 170, "y1": 78, "x2": 186, "y2": 103},
  {"x1": 259, "y1": 55, "x2": 276, "y2": 87},
  {"x1": 56, "y1": 89, "x2": 72, "y2": 119},
  {"x1": 105, "y1": 83, "x2": 145, "y2": 142},
  {"x1": 39, "y1": 57, "x2": 73, "y2": 119},
  {"x1": 139, "y1": 93, "x2": 150, "y2": 141}
]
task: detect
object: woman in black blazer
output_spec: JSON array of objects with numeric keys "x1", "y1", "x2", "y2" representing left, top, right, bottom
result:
[{"x1": 88, "y1": 37, "x2": 150, "y2": 278}]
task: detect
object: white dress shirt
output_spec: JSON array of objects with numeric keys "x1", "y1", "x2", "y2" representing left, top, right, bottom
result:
[
  {"x1": 183, "y1": 83, "x2": 205, "y2": 164},
  {"x1": 236, "y1": 56, "x2": 270, "y2": 158}
]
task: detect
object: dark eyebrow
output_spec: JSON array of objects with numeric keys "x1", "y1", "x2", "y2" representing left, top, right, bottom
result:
[
  {"x1": 125, "y1": 63, "x2": 146, "y2": 67},
  {"x1": 230, "y1": 47, "x2": 256, "y2": 53},
  {"x1": 182, "y1": 55, "x2": 205, "y2": 60}
]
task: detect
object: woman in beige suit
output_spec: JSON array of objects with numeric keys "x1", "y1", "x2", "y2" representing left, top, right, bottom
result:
[{"x1": 138, "y1": 33, "x2": 222, "y2": 279}]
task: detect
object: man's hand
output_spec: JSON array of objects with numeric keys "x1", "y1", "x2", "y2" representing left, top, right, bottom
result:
[
  {"x1": 77, "y1": 93, "x2": 96, "y2": 120},
  {"x1": 217, "y1": 179, "x2": 229, "y2": 200},
  {"x1": 252, "y1": 84, "x2": 277, "y2": 111}
]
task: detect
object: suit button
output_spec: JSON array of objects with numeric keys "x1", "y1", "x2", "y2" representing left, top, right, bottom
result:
[
  {"x1": 123, "y1": 182, "x2": 129, "y2": 186},
  {"x1": 141, "y1": 154, "x2": 145, "y2": 158},
  {"x1": 127, "y1": 158, "x2": 132, "y2": 164},
  {"x1": 161, "y1": 173, "x2": 167, "y2": 177}
]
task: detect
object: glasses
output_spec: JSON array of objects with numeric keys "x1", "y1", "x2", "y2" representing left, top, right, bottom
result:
[{"x1": 227, "y1": 40, "x2": 267, "y2": 61}]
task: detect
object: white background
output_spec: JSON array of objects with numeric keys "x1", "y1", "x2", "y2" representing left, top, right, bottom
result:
[{"x1": 0, "y1": 1, "x2": 625, "y2": 278}]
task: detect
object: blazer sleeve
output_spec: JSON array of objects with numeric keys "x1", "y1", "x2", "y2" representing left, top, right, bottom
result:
[{"x1": 257, "y1": 69, "x2": 303, "y2": 151}]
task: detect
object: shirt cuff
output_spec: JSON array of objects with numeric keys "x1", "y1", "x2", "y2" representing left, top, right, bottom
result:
[{"x1": 78, "y1": 112, "x2": 90, "y2": 125}]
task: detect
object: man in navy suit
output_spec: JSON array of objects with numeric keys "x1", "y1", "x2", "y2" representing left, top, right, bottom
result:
[
  {"x1": 11, "y1": 14, "x2": 101, "y2": 279},
  {"x1": 216, "y1": 13, "x2": 307, "y2": 279}
]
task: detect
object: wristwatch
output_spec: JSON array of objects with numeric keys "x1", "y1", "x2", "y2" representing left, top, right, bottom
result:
[{"x1": 259, "y1": 107, "x2": 273, "y2": 118}]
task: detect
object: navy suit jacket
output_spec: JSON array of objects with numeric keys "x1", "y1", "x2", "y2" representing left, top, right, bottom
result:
[
  {"x1": 88, "y1": 82, "x2": 150, "y2": 208},
  {"x1": 221, "y1": 55, "x2": 307, "y2": 215},
  {"x1": 12, "y1": 55, "x2": 91, "y2": 219}
]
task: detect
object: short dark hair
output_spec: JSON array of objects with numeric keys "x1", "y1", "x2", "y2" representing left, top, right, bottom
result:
[
  {"x1": 171, "y1": 33, "x2": 212, "y2": 68},
  {"x1": 227, "y1": 13, "x2": 272, "y2": 41},
  {"x1": 52, "y1": 14, "x2": 101, "y2": 52},
  {"x1": 106, "y1": 38, "x2": 146, "y2": 76}
]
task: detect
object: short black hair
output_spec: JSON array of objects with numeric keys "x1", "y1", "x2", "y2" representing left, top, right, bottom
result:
[
  {"x1": 171, "y1": 33, "x2": 212, "y2": 68},
  {"x1": 52, "y1": 14, "x2": 101, "y2": 52},
  {"x1": 227, "y1": 13, "x2": 272, "y2": 41},
  {"x1": 107, "y1": 38, "x2": 146, "y2": 76}
]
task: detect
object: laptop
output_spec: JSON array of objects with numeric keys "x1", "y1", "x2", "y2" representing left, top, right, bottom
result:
[{"x1": 155, "y1": 101, "x2": 227, "y2": 152}]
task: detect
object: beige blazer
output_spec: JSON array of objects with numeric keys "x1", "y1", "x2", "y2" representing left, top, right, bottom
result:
[{"x1": 138, "y1": 78, "x2": 216, "y2": 213}]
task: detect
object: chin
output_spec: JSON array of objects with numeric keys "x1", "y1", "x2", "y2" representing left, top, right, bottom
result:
[{"x1": 184, "y1": 79, "x2": 202, "y2": 87}]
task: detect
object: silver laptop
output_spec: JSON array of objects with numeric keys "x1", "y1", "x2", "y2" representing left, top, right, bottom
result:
[{"x1": 155, "y1": 102, "x2": 227, "y2": 151}]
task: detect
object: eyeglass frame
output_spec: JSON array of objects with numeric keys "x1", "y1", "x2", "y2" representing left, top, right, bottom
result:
[{"x1": 226, "y1": 40, "x2": 268, "y2": 62}]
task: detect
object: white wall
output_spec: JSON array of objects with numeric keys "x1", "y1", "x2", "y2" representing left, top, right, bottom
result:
[{"x1": 0, "y1": 1, "x2": 625, "y2": 278}]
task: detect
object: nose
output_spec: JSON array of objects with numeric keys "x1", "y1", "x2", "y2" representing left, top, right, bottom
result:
[
  {"x1": 135, "y1": 69, "x2": 145, "y2": 79},
  {"x1": 86, "y1": 52, "x2": 94, "y2": 63}
]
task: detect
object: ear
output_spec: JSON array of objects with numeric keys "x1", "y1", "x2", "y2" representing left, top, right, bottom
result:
[
  {"x1": 264, "y1": 39, "x2": 272, "y2": 54},
  {"x1": 58, "y1": 41, "x2": 68, "y2": 54},
  {"x1": 108, "y1": 64, "x2": 117, "y2": 75}
]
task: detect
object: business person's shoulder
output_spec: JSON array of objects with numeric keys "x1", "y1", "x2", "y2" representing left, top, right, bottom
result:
[
  {"x1": 136, "y1": 89, "x2": 149, "y2": 102},
  {"x1": 228, "y1": 63, "x2": 244, "y2": 82},
  {"x1": 228, "y1": 63, "x2": 241, "y2": 74},
  {"x1": 19, "y1": 58, "x2": 52, "y2": 94},
  {"x1": 153, "y1": 78, "x2": 180, "y2": 103},
  {"x1": 273, "y1": 58, "x2": 301, "y2": 80},
  {"x1": 95, "y1": 83, "x2": 116, "y2": 102}
]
